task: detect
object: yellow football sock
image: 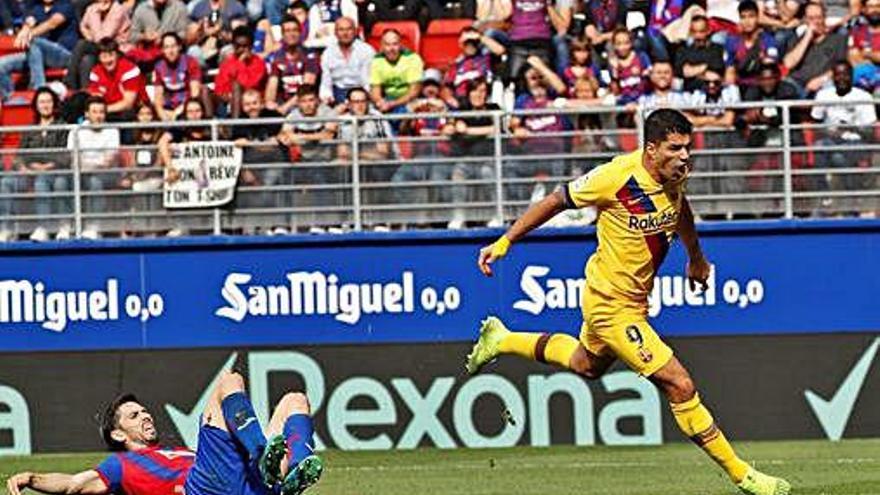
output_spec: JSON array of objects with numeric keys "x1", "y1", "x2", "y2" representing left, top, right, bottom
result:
[
  {"x1": 671, "y1": 393, "x2": 750, "y2": 483},
  {"x1": 498, "y1": 332, "x2": 542, "y2": 360},
  {"x1": 498, "y1": 332, "x2": 579, "y2": 368}
]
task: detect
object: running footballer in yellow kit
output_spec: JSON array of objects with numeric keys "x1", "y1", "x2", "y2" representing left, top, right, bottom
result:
[{"x1": 466, "y1": 109, "x2": 790, "y2": 495}]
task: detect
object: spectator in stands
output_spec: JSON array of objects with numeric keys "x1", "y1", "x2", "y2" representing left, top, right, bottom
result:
[
  {"x1": 441, "y1": 26, "x2": 504, "y2": 107},
  {"x1": 474, "y1": 0, "x2": 511, "y2": 46},
  {"x1": 186, "y1": 0, "x2": 247, "y2": 67},
  {"x1": 152, "y1": 32, "x2": 203, "y2": 121},
  {"x1": 507, "y1": 0, "x2": 559, "y2": 83},
  {"x1": 288, "y1": 1, "x2": 311, "y2": 40},
  {"x1": 304, "y1": 0, "x2": 356, "y2": 49},
  {"x1": 128, "y1": 0, "x2": 188, "y2": 64},
  {"x1": 509, "y1": 55, "x2": 568, "y2": 200},
  {"x1": 0, "y1": 0, "x2": 28, "y2": 35},
  {"x1": 279, "y1": 84, "x2": 339, "y2": 229},
  {"x1": 88, "y1": 38, "x2": 147, "y2": 123},
  {"x1": 848, "y1": 0, "x2": 880, "y2": 94},
  {"x1": 757, "y1": 0, "x2": 800, "y2": 33},
  {"x1": 336, "y1": 87, "x2": 395, "y2": 164},
  {"x1": 739, "y1": 62, "x2": 800, "y2": 193},
  {"x1": 811, "y1": 60, "x2": 877, "y2": 208},
  {"x1": 265, "y1": 15, "x2": 319, "y2": 115},
  {"x1": 0, "y1": 0, "x2": 77, "y2": 101},
  {"x1": 782, "y1": 2, "x2": 848, "y2": 95},
  {"x1": 448, "y1": 78, "x2": 500, "y2": 229},
  {"x1": 547, "y1": 0, "x2": 574, "y2": 75},
  {"x1": 606, "y1": 27, "x2": 651, "y2": 126},
  {"x1": 68, "y1": 95, "x2": 120, "y2": 239},
  {"x1": 120, "y1": 103, "x2": 163, "y2": 234},
  {"x1": 723, "y1": 0, "x2": 780, "y2": 89},
  {"x1": 561, "y1": 37, "x2": 600, "y2": 94},
  {"x1": 393, "y1": 71, "x2": 450, "y2": 213},
  {"x1": 231, "y1": 89, "x2": 287, "y2": 212},
  {"x1": 673, "y1": 15, "x2": 725, "y2": 92},
  {"x1": 687, "y1": 69, "x2": 747, "y2": 207},
  {"x1": 0, "y1": 87, "x2": 70, "y2": 242},
  {"x1": 369, "y1": 28, "x2": 424, "y2": 114},
  {"x1": 645, "y1": 0, "x2": 704, "y2": 61},
  {"x1": 634, "y1": 61, "x2": 690, "y2": 111},
  {"x1": 582, "y1": 0, "x2": 626, "y2": 51},
  {"x1": 214, "y1": 25, "x2": 267, "y2": 117},
  {"x1": 319, "y1": 16, "x2": 374, "y2": 105},
  {"x1": 65, "y1": 0, "x2": 132, "y2": 91},
  {"x1": 156, "y1": 98, "x2": 209, "y2": 236}
]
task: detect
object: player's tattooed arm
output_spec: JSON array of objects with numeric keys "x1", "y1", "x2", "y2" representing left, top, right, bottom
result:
[
  {"x1": 676, "y1": 197, "x2": 711, "y2": 292},
  {"x1": 6, "y1": 469, "x2": 108, "y2": 495}
]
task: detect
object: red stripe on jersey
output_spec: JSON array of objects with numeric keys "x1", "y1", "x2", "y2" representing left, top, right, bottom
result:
[{"x1": 645, "y1": 232, "x2": 670, "y2": 272}]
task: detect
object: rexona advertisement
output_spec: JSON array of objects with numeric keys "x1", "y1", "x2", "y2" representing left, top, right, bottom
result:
[
  {"x1": 0, "y1": 335, "x2": 877, "y2": 454},
  {"x1": 0, "y1": 225, "x2": 878, "y2": 351}
]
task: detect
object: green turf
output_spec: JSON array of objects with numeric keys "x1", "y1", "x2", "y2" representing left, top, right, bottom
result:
[{"x1": 2, "y1": 439, "x2": 879, "y2": 494}]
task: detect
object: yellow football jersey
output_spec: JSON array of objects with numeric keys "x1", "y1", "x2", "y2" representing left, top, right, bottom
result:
[{"x1": 564, "y1": 150, "x2": 684, "y2": 315}]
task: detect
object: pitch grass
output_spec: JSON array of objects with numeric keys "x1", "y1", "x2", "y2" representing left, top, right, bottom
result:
[{"x1": 2, "y1": 439, "x2": 879, "y2": 495}]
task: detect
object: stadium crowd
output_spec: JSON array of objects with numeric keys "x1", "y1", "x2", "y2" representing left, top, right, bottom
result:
[{"x1": 0, "y1": 0, "x2": 878, "y2": 239}]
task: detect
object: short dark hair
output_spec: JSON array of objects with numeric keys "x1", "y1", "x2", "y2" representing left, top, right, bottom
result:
[
  {"x1": 84, "y1": 95, "x2": 106, "y2": 113},
  {"x1": 97, "y1": 37, "x2": 119, "y2": 54},
  {"x1": 738, "y1": 0, "x2": 759, "y2": 14},
  {"x1": 288, "y1": 0, "x2": 308, "y2": 11},
  {"x1": 758, "y1": 61, "x2": 781, "y2": 77},
  {"x1": 465, "y1": 77, "x2": 489, "y2": 95},
  {"x1": 280, "y1": 14, "x2": 301, "y2": 27},
  {"x1": 834, "y1": 59, "x2": 853, "y2": 73},
  {"x1": 346, "y1": 86, "x2": 367, "y2": 100},
  {"x1": 644, "y1": 109, "x2": 693, "y2": 145},
  {"x1": 297, "y1": 84, "x2": 318, "y2": 98},
  {"x1": 232, "y1": 25, "x2": 254, "y2": 43},
  {"x1": 611, "y1": 26, "x2": 631, "y2": 42},
  {"x1": 99, "y1": 393, "x2": 140, "y2": 451},
  {"x1": 161, "y1": 31, "x2": 183, "y2": 47},
  {"x1": 690, "y1": 14, "x2": 708, "y2": 25}
]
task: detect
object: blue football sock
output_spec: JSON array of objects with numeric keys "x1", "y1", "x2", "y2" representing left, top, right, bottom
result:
[
  {"x1": 283, "y1": 414, "x2": 316, "y2": 466},
  {"x1": 221, "y1": 392, "x2": 266, "y2": 463}
]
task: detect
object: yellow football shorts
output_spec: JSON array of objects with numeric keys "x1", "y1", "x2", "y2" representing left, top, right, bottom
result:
[{"x1": 579, "y1": 289, "x2": 673, "y2": 377}]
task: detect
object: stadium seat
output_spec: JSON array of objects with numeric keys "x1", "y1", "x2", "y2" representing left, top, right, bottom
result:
[
  {"x1": 0, "y1": 90, "x2": 33, "y2": 170},
  {"x1": 11, "y1": 67, "x2": 68, "y2": 90},
  {"x1": 421, "y1": 19, "x2": 473, "y2": 70},
  {"x1": 368, "y1": 21, "x2": 421, "y2": 54},
  {"x1": 0, "y1": 35, "x2": 19, "y2": 56},
  {"x1": 618, "y1": 131, "x2": 639, "y2": 151}
]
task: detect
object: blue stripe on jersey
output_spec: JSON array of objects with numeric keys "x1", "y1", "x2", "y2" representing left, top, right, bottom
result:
[
  {"x1": 123, "y1": 451, "x2": 187, "y2": 481},
  {"x1": 624, "y1": 177, "x2": 657, "y2": 213},
  {"x1": 96, "y1": 454, "x2": 124, "y2": 493}
]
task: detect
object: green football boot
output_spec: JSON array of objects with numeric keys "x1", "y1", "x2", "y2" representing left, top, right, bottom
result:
[{"x1": 465, "y1": 316, "x2": 510, "y2": 375}]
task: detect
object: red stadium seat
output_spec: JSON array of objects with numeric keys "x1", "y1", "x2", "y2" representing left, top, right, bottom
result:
[
  {"x1": 368, "y1": 21, "x2": 421, "y2": 54},
  {"x1": 1, "y1": 90, "x2": 35, "y2": 126},
  {"x1": 10, "y1": 67, "x2": 68, "y2": 89},
  {"x1": 0, "y1": 35, "x2": 20, "y2": 56},
  {"x1": 618, "y1": 131, "x2": 639, "y2": 151},
  {"x1": 0, "y1": 90, "x2": 33, "y2": 170},
  {"x1": 421, "y1": 19, "x2": 473, "y2": 71}
]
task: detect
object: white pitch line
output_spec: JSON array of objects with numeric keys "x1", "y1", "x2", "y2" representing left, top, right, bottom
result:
[{"x1": 329, "y1": 457, "x2": 878, "y2": 473}]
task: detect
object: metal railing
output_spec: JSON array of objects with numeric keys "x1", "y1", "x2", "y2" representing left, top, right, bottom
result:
[{"x1": 0, "y1": 99, "x2": 877, "y2": 240}]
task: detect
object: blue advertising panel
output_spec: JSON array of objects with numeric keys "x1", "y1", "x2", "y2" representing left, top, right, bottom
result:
[{"x1": 0, "y1": 220, "x2": 877, "y2": 352}]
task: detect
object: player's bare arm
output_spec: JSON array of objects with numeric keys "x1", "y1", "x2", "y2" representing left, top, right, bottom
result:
[
  {"x1": 477, "y1": 189, "x2": 569, "y2": 276},
  {"x1": 6, "y1": 469, "x2": 108, "y2": 495},
  {"x1": 676, "y1": 196, "x2": 710, "y2": 292}
]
